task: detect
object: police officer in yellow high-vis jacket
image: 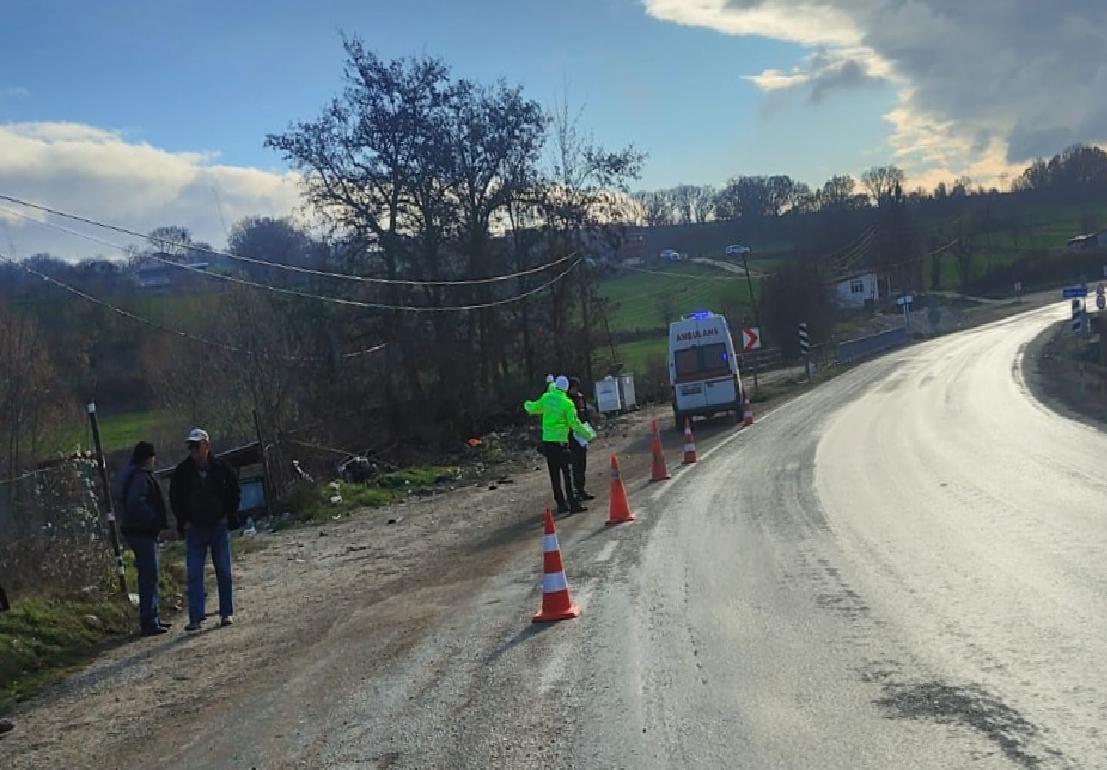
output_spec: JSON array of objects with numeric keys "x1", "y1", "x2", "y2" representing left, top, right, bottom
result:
[{"x1": 524, "y1": 375, "x2": 595, "y2": 514}]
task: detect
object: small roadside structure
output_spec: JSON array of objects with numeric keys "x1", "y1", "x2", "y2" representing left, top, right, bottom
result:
[{"x1": 830, "y1": 270, "x2": 881, "y2": 309}]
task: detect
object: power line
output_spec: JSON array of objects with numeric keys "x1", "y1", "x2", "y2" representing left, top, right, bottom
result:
[
  {"x1": 0, "y1": 193, "x2": 577, "y2": 287},
  {"x1": 0, "y1": 205, "x2": 583, "y2": 312},
  {"x1": 0, "y1": 252, "x2": 387, "y2": 362}
]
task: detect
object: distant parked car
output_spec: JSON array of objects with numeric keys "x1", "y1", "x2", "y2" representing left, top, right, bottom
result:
[
  {"x1": 725, "y1": 244, "x2": 751, "y2": 257},
  {"x1": 660, "y1": 249, "x2": 682, "y2": 262}
]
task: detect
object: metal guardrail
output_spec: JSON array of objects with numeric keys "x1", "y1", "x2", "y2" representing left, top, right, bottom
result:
[
  {"x1": 836, "y1": 327, "x2": 909, "y2": 364},
  {"x1": 737, "y1": 347, "x2": 784, "y2": 374}
]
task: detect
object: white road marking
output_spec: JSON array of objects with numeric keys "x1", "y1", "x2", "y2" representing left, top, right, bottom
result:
[{"x1": 595, "y1": 541, "x2": 618, "y2": 563}]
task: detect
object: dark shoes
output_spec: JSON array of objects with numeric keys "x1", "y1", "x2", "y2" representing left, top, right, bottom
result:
[
  {"x1": 579, "y1": 491, "x2": 596, "y2": 501},
  {"x1": 141, "y1": 626, "x2": 169, "y2": 637}
]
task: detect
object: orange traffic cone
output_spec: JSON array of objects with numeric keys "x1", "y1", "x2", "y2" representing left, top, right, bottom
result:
[
  {"x1": 533, "y1": 509, "x2": 581, "y2": 623},
  {"x1": 682, "y1": 418, "x2": 698, "y2": 464},
  {"x1": 743, "y1": 396, "x2": 754, "y2": 427},
  {"x1": 649, "y1": 418, "x2": 671, "y2": 482},
  {"x1": 606, "y1": 455, "x2": 635, "y2": 526}
]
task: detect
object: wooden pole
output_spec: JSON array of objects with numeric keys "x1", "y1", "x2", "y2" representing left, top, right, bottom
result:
[
  {"x1": 252, "y1": 409, "x2": 273, "y2": 520},
  {"x1": 87, "y1": 403, "x2": 127, "y2": 597}
]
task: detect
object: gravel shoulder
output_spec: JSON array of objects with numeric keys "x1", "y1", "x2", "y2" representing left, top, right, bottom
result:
[{"x1": 4, "y1": 403, "x2": 761, "y2": 770}]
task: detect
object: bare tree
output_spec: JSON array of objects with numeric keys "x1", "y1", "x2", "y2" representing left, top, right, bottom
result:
[
  {"x1": 690, "y1": 185, "x2": 716, "y2": 223},
  {"x1": 147, "y1": 226, "x2": 193, "y2": 259},
  {"x1": 0, "y1": 303, "x2": 69, "y2": 476},
  {"x1": 816, "y1": 175, "x2": 866, "y2": 210},
  {"x1": 861, "y1": 166, "x2": 906, "y2": 204},
  {"x1": 670, "y1": 185, "x2": 696, "y2": 225},
  {"x1": 633, "y1": 191, "x2": 674, "y2": 226}
]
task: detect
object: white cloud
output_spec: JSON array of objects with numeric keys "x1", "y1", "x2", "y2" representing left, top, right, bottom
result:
[
  {"x1": 646, "y1": 0, "x2": 860, "y2": 47},
  {"x1": 644, "y1": 0, "x2": 1107, "y2": 188},
  {"x1": 0, "y1": 122, "x2": 302, "y2": 261}
]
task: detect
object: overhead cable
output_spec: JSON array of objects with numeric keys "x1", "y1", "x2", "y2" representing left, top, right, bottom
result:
[{"x1": 0, "y1": 193, "x2": 575, "y2": 286}]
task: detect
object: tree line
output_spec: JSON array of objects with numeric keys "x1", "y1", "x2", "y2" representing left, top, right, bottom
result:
[
  {"x1": 0, "y1": 36, "x2": 644, "y2": 471},
  {"x1": 634, "y1": 144, "x2": 1107, "y2": 226}
]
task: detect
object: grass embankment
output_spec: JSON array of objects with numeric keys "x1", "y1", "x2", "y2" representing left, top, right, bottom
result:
[
  {"x1": 0, "y1": 546, "x2": 186, "y2": 714},
  {"x1": 0, "y1": 596, "x2": 135, "y2": 713}
]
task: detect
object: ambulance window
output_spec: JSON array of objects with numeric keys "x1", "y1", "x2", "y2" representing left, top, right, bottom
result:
[
  {"x1": 701, "y1": 343, "x2": 729, "y2": 369},
  {"x1": 675, "y1": 347, "x2": 700, "y2": 375}
]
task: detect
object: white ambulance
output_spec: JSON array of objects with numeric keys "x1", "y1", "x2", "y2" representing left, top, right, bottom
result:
[{"x1": 668, "y1": 311, "x2": 744, "y2": 428}]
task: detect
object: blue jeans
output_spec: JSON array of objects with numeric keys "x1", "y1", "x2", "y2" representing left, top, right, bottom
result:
[
  {"x1": 185, "y1": 523, "x2": 233, "y2": 624},
  {"x1": 126, "y1": 534, "x2": 160, "y2": 631}
]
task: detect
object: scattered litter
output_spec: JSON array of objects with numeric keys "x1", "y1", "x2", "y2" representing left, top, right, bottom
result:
[
  {"x1": 329, "y1": 495, "x2": 343, "y2": 505},
  {"x1": 332, "y1": 515, "x2": 342, "y2": 521},
  {"x1": 295, "y1": 559, "x2": 306, "y2": 564},
  {"x1": 319, "y1": 530, "x2": 329, "y2": 537},
  {"x1": 468, "y1": 438, "x2": 482, "y2": 447},
  {"x1": 387, "y1": 517, "x2": 403, "y2": 525},
  {"x1": 347, "y1": 545, "x2": 370, "y2": 553},
  {"x1": 488, "y1": 484, "x2": 498, "y2": 491}
]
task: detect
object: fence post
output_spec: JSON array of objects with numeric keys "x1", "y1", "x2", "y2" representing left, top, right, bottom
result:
[{"x1": 87, "y1": 403, "x2": 127, "y2": 597}]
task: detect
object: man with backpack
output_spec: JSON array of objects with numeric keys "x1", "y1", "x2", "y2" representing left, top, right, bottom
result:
[{"x1": 118, "y1": 441, "x2": 170, "y2": 636}]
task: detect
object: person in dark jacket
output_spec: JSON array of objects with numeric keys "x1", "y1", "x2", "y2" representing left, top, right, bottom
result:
[
  {"x1": 118, "y1": 441, "x2": 169, "y2": 636},
  {"x1": 170, "y1": 428, "x2": 240, "y2": 632},
  {"x1": 567, "y1": 377, "x2": 595, "y2": 502}
]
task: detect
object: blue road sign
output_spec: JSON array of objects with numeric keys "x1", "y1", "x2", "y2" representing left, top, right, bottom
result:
[{"x1": 1063, "y1": 286, "x2": 1089, "y2": 299}]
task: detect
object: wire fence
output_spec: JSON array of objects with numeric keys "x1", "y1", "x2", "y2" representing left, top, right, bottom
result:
[{"x1": 0, "y1": 455, "x2": 114, "y2": 602}]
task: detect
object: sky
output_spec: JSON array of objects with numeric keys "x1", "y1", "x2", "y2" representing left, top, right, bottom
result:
[{"x1": 1, "y1": 0, "x2": 1104, "y2": 260}]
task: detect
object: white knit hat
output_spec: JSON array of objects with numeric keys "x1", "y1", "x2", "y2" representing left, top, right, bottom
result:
[{"x1": 545, "y1": 374, "x2": 555, "y2": 384}]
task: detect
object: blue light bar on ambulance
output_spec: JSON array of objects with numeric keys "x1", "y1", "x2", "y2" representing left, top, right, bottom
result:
[{"x1": 684, "y1": 310, "x2": 714, "y2": 320}]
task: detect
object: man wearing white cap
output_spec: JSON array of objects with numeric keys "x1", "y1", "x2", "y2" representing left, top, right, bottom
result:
[
  {"x1": 170, "y1": 428, "x2": 241, "y2": 631},
  {"x1": 524, "y1": 375, "x2": 595, "y2": 514}
]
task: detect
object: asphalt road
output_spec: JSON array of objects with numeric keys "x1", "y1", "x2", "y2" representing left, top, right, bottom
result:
[
  {"x1": 562, "y1": 300, "x2": 1103, "y2": 769},
  {"x1": 160, "y1": 300, "x2": 1107, "y2": 769}
]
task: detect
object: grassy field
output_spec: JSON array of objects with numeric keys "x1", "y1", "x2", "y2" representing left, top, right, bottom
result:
[
  {"x1": 60, "y1": 408, "x2": 177, "y2": 454},
  {"x1": 593, "y1": 337, "x2": 668, "y2": 374},
  {"x1": 598, "y1": 262, "x2": 758, "y2": 332}
]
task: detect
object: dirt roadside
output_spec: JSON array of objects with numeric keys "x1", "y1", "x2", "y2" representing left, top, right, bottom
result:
[
  {"x1": 1022, "y1": 308, "x2": 1107, "y2": 430},
  {"x1": 2, "y1": 291, "x2": 1068, "y2": 769},
  {"x1": 1, "y1": 400, "x2": 768, "y2": 770}
]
